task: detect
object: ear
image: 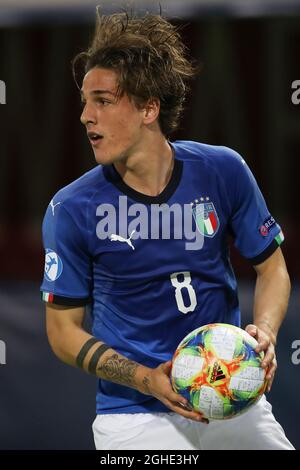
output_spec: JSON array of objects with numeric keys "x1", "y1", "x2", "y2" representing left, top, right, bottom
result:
[{"x1": 142, "y1": 98, "x2": 160, "y2": 125}]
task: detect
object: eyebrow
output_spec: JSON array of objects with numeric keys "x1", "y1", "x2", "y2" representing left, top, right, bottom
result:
[{"x1": 80, "y1": 89, "x2": 115, "y2": 99}]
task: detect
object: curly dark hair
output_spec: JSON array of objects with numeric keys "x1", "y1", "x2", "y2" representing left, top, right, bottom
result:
[{"x1": 72, "y1": 7, "x2": 198, "y2": 136}]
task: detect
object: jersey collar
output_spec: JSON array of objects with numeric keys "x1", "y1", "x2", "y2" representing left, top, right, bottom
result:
[{"x1": 103, "y1": 149, "x2": 183, "y2": 205}]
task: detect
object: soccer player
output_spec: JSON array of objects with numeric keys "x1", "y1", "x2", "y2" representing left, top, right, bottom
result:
[{"x1": 41, "y1": 9, "x2": 294, "y2": 450}]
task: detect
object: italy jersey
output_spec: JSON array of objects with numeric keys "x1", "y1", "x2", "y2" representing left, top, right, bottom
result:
[{"x1": 40, "y1": 141, "x2": 284, "y2": 414}]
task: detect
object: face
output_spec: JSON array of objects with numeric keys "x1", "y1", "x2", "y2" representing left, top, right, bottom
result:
[{"x1": 80, "y1": 67, "x2": 147, "y2": 165}]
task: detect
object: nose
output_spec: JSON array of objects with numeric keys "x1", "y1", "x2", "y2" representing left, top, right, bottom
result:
[{"x1": 80, "y1": 101, "x2": 96, "y2": 126}]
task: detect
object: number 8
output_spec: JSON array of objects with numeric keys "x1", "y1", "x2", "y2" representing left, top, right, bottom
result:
[{"x1": 170, "y1": 271, "x2": 197, "y2": 314}]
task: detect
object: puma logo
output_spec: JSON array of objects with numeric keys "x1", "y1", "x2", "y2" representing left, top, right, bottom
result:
[
  {"x1": 109, "y1": 230, "x2": 136, "y2": 250},
  {"x1": 49, "y1": 199, "x2": 61, "y2": 216}
]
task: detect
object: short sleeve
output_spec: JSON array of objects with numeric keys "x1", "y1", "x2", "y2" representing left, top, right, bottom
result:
[
  {"x1": 40, "y1": 201, "x2": 92, "y2": 306},
  {"x1": 228, "y1": 152, "x2": 284, "y2": 265}
]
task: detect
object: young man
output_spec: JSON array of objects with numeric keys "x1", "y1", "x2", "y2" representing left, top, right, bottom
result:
[{"x1": 41, "y1": 10, "x2": 294, "y2": 449}]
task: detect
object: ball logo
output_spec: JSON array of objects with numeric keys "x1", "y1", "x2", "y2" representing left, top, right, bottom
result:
[
  {"x1": 44, "y1": 249, "x2": 63, "y2": 282},
  {"x1": 209, "y1": 362, "x2": 226, "y2": 383}
]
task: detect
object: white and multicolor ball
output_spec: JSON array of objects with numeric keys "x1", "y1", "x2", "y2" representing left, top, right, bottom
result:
[{"x1": 171, "y1": 323, "x2": 267, "y2": 420}]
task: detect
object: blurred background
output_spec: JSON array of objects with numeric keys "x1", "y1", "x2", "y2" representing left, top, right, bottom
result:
[{"x1": 0, "y1": 0, "x2": 299, "y2": 450}]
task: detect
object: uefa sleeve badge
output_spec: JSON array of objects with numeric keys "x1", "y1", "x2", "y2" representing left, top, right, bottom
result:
[{"x1": 44, "y1": 249, "x2": 63, "y2": 282}]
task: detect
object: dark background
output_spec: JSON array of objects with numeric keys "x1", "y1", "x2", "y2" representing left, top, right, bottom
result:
[{"x1": 0, "y1": 0, "x2": 299, "y2": 450}]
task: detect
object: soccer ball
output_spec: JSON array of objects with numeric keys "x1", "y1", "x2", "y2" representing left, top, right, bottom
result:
[{"x1": 171, "y1": 323, "x2": 267, "y2": 420}]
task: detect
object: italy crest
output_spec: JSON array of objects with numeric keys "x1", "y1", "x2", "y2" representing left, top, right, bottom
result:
[{"x1": 192, "y1": 200, "x2": 220, "y2": 238}]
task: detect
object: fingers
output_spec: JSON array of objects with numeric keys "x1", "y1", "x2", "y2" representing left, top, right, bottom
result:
[
  {"x1": 166, "y1": 398, "x2": 209, "y2": 424},
  {"x1": 246, "y1": 324, "x2": 268, "y2": 352},
  {"x1": 159, "y1": 378, "x2": 209, "y2": 422},
  {"x1": 266, "y1": 358, "x2": 277, "y2": 392},
  {"x1": 161, "y1": 360, "x2": 173, "y2": 374},
  {"x1": 266, "y1": 374, "x2": 275, "y2": 393},
  {"x1": 255, "y1": 331, "x2": 275, "y2": 371},
  {"x1": 259, "y1": 341, "x2": 277, "y2": 393},
  {"x1": 245, "y1": 324, "x2": 257, "y2": 338},
  {"x1": 153, "y1": 362, "x2": 191, "y2": 406},
  {"x1": 157, "y1": 361, "x2": 209, "y2": 423},
  {"x1": 167, "y1": 388, "x2": 191, "y2": 407},
  {"x1": 266, "y1": 358, "x2": 277, "y2": 380},
  {"x1": 245, "y1": 324, "x2": 277, "y2": 392},
  {"x1": 261, "y1": 342, "x2": 275, "y2": 368},
  {"x1": 256, "y1": 335, "x2": 271, "y2": 354},
  {"x1": 245, "y1": 324, "x2": 272, "y2": 356}
]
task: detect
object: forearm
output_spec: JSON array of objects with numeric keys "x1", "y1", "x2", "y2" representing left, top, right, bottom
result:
[
  {"x1": 96, "y1": 349, "x2": 152, "y2": 394},
  {"x1": 48, "y1": 322, "x2": 151, "y2": 394},
  {"x1": 253, "y1": 264, "x2": 291, "y2": 344}
]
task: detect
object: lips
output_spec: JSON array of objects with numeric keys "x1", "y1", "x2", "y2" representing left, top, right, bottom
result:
[{"x1": 87, "y1": 131, "x2": 103, "y2": 146}]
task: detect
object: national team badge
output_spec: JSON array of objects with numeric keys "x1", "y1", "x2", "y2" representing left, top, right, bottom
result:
[{"x1": 191, "y1": 198, "x2": 220, "y2": 238}]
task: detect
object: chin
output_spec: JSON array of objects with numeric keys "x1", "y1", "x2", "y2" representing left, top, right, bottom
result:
[
  {"x1": 94, "y1": 149, "x2": 127, "y2": 166},
  {"x1": 93, "y1": 152, "x2": 115, "y2": 166}
]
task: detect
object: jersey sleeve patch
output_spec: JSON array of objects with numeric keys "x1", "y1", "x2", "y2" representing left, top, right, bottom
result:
[{"x1": 40, "y1": 201, "x2": 92, "y2": 303}]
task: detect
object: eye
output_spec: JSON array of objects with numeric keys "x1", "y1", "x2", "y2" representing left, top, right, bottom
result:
[{"x1": 97, "y1": 98, "x2": 110, "y2": 106}]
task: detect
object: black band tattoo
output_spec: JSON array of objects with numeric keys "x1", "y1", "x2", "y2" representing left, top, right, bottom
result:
[
  {"x1": 76, "y1": 337, "x2": 99, "y2": 369},
  {"x1": 88, "y1": 343, "x2": 111, "y2": 375},
  {"x1": 97, "y1": 353, "x2": 139, "y2": 387}
]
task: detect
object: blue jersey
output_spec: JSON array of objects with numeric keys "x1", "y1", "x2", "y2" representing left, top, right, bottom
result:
[{"x1": 41, "y1": 141, "x2": 284, "y2": 414}]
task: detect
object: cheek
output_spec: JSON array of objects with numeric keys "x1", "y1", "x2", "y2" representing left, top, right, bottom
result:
[
  {"x1": 116, "y1": 116, "x2": 141, "y2": 139},
  {"x1": 118, "y1": 105, "x2": 142, "y2": 129}
]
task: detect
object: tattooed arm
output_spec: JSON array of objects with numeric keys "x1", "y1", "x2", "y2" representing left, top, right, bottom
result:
[
  {"x1": 46, "y1": 304, "x2": 147, "y2": 390},
  {"x1": 46, "y1": 303, "x2": 207, "y2": 422}
]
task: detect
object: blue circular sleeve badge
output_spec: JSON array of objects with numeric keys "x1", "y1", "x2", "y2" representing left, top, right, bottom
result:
[{"x1": 44, "y1": 249, "x2": 63, "y2": 282}]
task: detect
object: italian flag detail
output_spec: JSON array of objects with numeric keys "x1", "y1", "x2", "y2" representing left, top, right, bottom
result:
[
  {"x1": 275, "y1": 231, "x2": 284, "y2": 246},
  {"x1": 201, "y1": 211, "x2": 218, "y2": 236},
  {"x1": 42, "y1": 292, "x2": 54, "y2": 303}
]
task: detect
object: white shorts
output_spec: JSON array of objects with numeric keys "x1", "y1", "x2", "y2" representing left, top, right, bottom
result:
[{"x1": 92, "y1": 395, "x2": 294, "y2": 450}]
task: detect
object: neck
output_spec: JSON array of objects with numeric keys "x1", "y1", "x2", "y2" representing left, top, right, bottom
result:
[{"x1": 114, "y1": 134, "x2": 174, "y2": 197}]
